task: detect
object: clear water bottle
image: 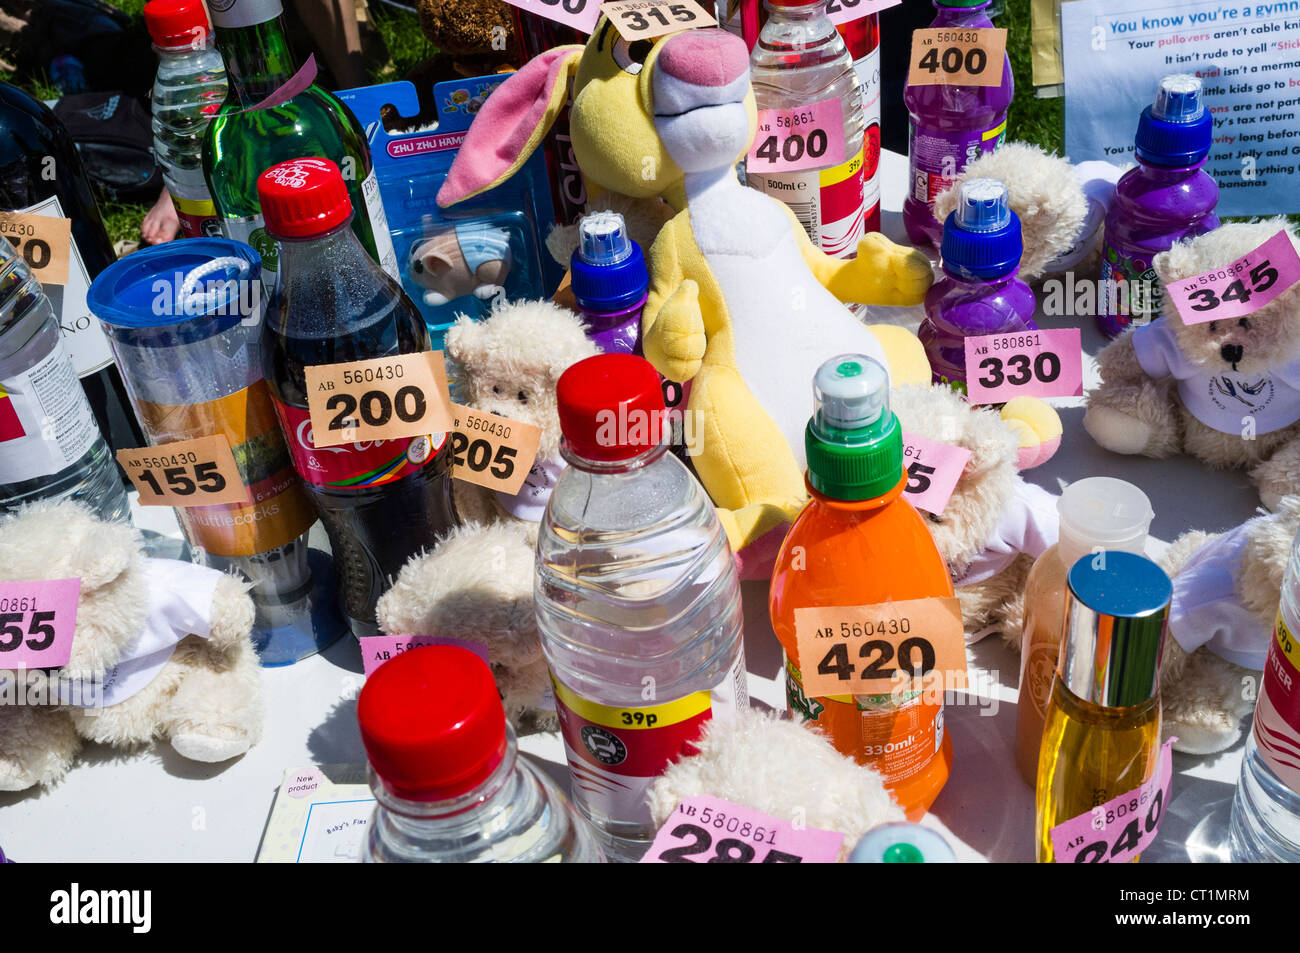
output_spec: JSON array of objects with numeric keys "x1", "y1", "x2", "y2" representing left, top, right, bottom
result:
[
  {"x1": 145, "y1": 0, "x2": 227, "y2": 239},
  {"x1": 746, "y1": 0, "x2": 867, "y2": 259},
  {"x1": 358, "y1": 645, "x2": 602, "y2": 863},
  {"x1": 0, "y1": 236, "x2": 128, "y2": 522},
  {"x1": 536, "y1": 353, "x2": 747, "y2": 861},
  {"x1": 1230, "y1": 523, "x2": 1300, "y2": 861}
]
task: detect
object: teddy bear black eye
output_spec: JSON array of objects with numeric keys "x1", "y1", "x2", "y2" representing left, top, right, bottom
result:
[
  {"x1": 493, "y1": 385, "x2": 501, "y2": 395},
  {"x1": 1239, "y1": 317, "x2": 1251, "y2": 329},
  {"x1": 1209, "y1": 321, "x2": 1217, "y2": 332},
  {"x1": 517, "y1": 391, "x2": 527, "y2": 403},
  {"x1": 927, "y1": 512, "x2": 945, "y2": 525}
]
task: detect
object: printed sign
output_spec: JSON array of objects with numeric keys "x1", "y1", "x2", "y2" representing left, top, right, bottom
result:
[
  {"x1": 964, "y1": 328, "x2": 1084, "y2": 405},
  {"x1": 794, "y1": 597, "x2": 967, "y2": 697},
  {"x1": 603, "y1": 0, "x2": 715, "y2": 41},
  {"x1": 359, "y1": 635, "x2": 490, "y2": 678},
  {"x1": 304, "y1": 350, "x2": 455, "y2": 449},
  {"x1": 1166, "y1": 230, "x2": 1300, "y2": 325},
  {"x1": 908, "y1": 27, "x2": 1008, "y2": 87},
  {"x1": 641, "y1": 795, "x2": 844, "y2": 863},
  {"x1": 825, "y1": 0, "x2": 901, "y2": 28},
  {"x1": 0, "y1": 212, "x2": 71, "y2": 286},
  {"x1": 1049, "y1": 738, "x2": 1176, "y2": 863},
  {"x1": 502, "y1": 0, "x2": 601, "y2": 34},
  {"x1": 0, "y1": 578, "x2": 81, "y2": 669},
  {"x1": 748, "y1": 98, "x2": 847, "y2": 174},
  {"x1": 116, "y1": 434, "x2": 250, "y2": 508},
  {"x1": 447, "y1": 403, "x2": 542, "y2": 496},
  {"x1": 901, "y1": 432, "x2": 971, "y2": 516}
]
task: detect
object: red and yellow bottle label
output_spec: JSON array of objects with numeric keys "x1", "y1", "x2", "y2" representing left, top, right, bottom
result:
[{"x1": 1253, "y1": 610, "x2": 1300, "y2": 794}]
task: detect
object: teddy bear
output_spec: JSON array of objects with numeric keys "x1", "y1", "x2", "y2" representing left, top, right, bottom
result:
[
  {"x1": 376, "y1": 299, "x2": 599, "y2": 729},
  {"x1": 0, "y1": 501, "x2": 263, "y2": 791},
  {"x1": 1083, "y1": 220, "x2": 1300, "y2": 508},
  {"x1": 889, "y1": 384, "x2": 1063, "y2": 639},
  {"x1": 647, "y1": 709, "x2": 906, "y2": 860}
]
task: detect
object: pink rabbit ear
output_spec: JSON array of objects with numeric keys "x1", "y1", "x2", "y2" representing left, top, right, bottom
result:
[{"x1": 437, "y1": 46, "x2": 585, "y2": 208}]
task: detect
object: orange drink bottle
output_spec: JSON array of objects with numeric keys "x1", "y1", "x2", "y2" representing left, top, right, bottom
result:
[{"x1": 769, "y1": 355, "x2": 955, "y2": 819}]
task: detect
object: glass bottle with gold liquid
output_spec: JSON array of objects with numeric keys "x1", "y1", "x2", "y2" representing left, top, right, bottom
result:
[
  {"x1": 1014, "y1": 477, "x2": 1153, "y2": 786},
  {"x1": 1035, "y1": 550, "x2": 1170, "y2": 863}
]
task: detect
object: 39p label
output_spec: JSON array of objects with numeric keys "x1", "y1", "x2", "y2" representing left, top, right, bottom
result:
[{"x1": 116, "y1": 434, "x2": 249, "y2": 507}]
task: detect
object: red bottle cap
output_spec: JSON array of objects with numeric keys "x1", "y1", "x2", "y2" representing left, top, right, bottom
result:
[
  {"x1": 143, "y1": 0, "x2": 211, "y2": 49},
  {"x1": 557, "y1": 353, "x2": 666, "y2": 462},
  {"x1": 357, "y1": 645, "x2": 507, "y2": 802},
  {"x1": 256, "y1": 158, "x2": 353, "y2": 239}
]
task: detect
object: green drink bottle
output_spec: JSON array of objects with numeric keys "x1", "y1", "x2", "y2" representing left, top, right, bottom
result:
[{"x1": 202, "y1": 0, "x2": 397, "y2": 285}]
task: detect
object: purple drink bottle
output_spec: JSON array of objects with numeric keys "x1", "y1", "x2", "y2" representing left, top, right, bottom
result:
[
  {"x1": 919, "y1": 178, "x2": 1036, "y2": 393},
  {"x1": 570, "y1": 211, "x2": 647, "y2": 356},
  {"x1": 1097, "y1": 74, "x2": 1219, "y2": 339},
  {"x1": 903, "y1": 0, "x2": 1013, "y2": 250}
]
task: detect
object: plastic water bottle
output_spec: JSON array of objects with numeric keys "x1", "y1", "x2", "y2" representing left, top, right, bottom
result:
[
  {"x1": 536, "y1": 353, "x2": 747, "y2": 861},
  {"x1": 358, "y1": 645, "x2": 601, "y2": 863},
  {"x1": 0, "y1": 237, "x2": 127, "y2": 522},
  {"x1": 1230, "y1": 523, "x2": 1300, "y2": 862},
  {"x1": 918, "y1": 177, "x2": 1036, "y2": 393},
  {"x1": 145, "y1": 0, "x2": 228, "y2": 239},
  {"x1": 746, "y1": 0, "x2": 867, "y2": 259},
  {"x1": 1097, "y1": 74, "x2": 1218, "y2": 339}
]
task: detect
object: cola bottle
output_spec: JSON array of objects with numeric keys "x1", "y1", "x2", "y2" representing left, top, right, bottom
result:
[{"x1": 258, "y1": 158, "x2": 458, "y2": 639}]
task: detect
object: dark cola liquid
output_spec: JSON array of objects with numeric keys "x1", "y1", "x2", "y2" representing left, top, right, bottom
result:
[{"x1": 263, "y1": 266, "x2": 458, "y2": 639}]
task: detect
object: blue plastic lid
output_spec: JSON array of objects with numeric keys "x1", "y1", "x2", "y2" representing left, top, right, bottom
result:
[
  {"x1": 940, "y1": 178, "x2": 1022, "y2": 280},
  {"x1": 87, "y1": 238, "x2": 262, "y2": 347},
  {"x1": 1135, "y1": 74, "x2": 1214, "y2": 167},
  {"x1": 849, "y1": 823, "x2": 958, "y2": 863},
  {"x1": 570, "y1": 211, "x2": 649, "y2": 314}
]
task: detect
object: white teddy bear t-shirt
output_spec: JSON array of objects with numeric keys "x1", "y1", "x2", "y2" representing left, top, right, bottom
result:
[
  {"x1": 1132, "y1": 318, "x2": 1300, "y2": 435},
  {"x1": 1168, "y1": 521, "x2": 1270, "y2": 670}
]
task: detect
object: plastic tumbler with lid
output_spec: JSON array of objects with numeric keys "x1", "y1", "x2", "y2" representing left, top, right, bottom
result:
[
  {"x1": 88, "y1": 237, "x2": 346, "y2": 665},
  {"x1": 1013, "y1": 476, "x2": 1154, "y2": 785}
]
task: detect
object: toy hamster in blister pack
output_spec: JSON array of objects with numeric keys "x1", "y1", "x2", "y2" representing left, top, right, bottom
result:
[{"x1": 338, "y1": 76, "x2": 562, "y2": 349}]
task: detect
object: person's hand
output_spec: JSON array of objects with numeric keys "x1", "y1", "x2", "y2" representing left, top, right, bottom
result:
[{"x1": 141, "y1": 186, "x2": 180, "y2": 245}]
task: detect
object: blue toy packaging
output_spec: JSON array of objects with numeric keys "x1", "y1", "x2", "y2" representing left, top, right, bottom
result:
[{"x1": 338, "y1": 76, "x2": 564, "y2": 349}]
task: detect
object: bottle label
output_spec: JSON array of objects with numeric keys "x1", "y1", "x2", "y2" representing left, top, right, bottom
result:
[
  {"x1": 134, "y1": 381, "x2": 317, "y2": 557},
  {"x1": 172, "y1": 194, "x2": 221, "y2": 240},
  {"x1": 1098, "y1": 246, "x2": 1162, "y2": 335},
  {"x1": 1252, "y1": 610, "x2": 1300, "y2": 796},
  {"x1": 0, "y1": 337, "x2": 99, "y2": 484},
  {"x1": 13, "y1": 196, "x2": 114, "y2": 378},
  {"x1": 747, "y1": 148, "x2": 866, "y2": 259},
  {"x1": 552, "y1": 655, "x2": 747, "y2": 831},
  {"x1": 908, "y1": 120, "x2": 1006, "y2": 213},
  {"x1": 359, "y1": 169, "x2": 401, "y2": 283},
  {"x1": 855, "y1": 44, "x2": 883, "y2": 225},
  {"x1": 206, "y1": 0, "x2": 284, "y2": 30},
  {"x1": 221, "y1": 215, "x2": 279, "y2": 289},
  {"x1": 270, "y1": 399, "x2": 445, "y2": 490}
]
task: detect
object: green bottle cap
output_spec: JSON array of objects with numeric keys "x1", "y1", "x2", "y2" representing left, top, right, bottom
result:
[
  {"x1": 936, "y1": 0, "x2": 992, "y2": 8},
  {"x1": 804, "y1": 355, "x2": 903, "y2": 501},
  {"x1": 882, "y1": 842, "x2": 926, "y2": 863}
]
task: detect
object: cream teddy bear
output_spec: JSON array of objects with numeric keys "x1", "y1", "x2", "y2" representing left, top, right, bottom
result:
[
  {"x1": 377, "y1": 300, "x2": 598, "y2": 729},
  {"x1": 889, "y1": 384, "x2": 1062, "y2": 639},
  {"x1": 1084, "y1": 220, "x2": 1300, "y2": 508},
  {"x1": 0, "y1": 502, "x2": 263, "y2": 791}
]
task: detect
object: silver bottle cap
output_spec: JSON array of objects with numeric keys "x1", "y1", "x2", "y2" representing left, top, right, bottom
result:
[{"x1": 1060, "y1": 551, "x2": 1171, "y2": 709}]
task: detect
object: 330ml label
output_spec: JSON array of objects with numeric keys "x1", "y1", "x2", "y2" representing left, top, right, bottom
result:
[
  {"x1": 0, "y1": 211, "x2": 71, "y2": 286},
  {"x1": 794, "y1": 597, "x2": 966, "y2": 697},
  {"x1": 116, "y1": 434, "x2": 249, "y2": 508},
  {"x1": 964, "y1": 328, "x2": 1083, "y2": 405},
  {"x1": 0, "y1": 577, "x2": 80, "y2": 669},
  {"x1": 640, "y1": 795, "x2": 844, "y2": 864},
  {"x1": 447, "y1": 403, "x2": 541, "y2": 495},
  {"x1": 907, "y1": 27, "x2": 1007, "y2": 88},
  {"x1": 304, "y1": 351, "x2": 454, "y2": 449}
]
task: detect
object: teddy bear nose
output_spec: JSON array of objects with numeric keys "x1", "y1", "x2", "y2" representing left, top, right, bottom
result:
[
  {"x1": 1221, "y1": 343, "x2": 1244, "y2": 365},
  {"x1": 656, "y1": 28, "x2": 749, "y2": 88}
]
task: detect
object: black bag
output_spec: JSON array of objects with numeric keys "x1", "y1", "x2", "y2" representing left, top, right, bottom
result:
[{"x1": 53, "y1": 91, "x2": 161, "y2": 203}]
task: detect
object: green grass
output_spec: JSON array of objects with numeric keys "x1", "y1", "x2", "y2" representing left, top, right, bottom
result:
[
  {"x1": 1003, "y1": 0, "x2": 1064, "y2": 154},
  {"x1": 367, "y1": 3, "x2": 431, "y2": 86}
]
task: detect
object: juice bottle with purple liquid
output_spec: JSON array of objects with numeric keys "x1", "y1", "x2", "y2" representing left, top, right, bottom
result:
[
  {"x1": 1097, "y1": 74, "x2": 1219, "y2": 339},
  {"x1": 902, "y1": 0, "x2": 1013, "y2": 250},
  {"x1": 919, "y1": 178, "x2": 1035, "y2": 393},
  {"x1": 570, "y1": 211, "x2": 647, "y2": 356}
]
